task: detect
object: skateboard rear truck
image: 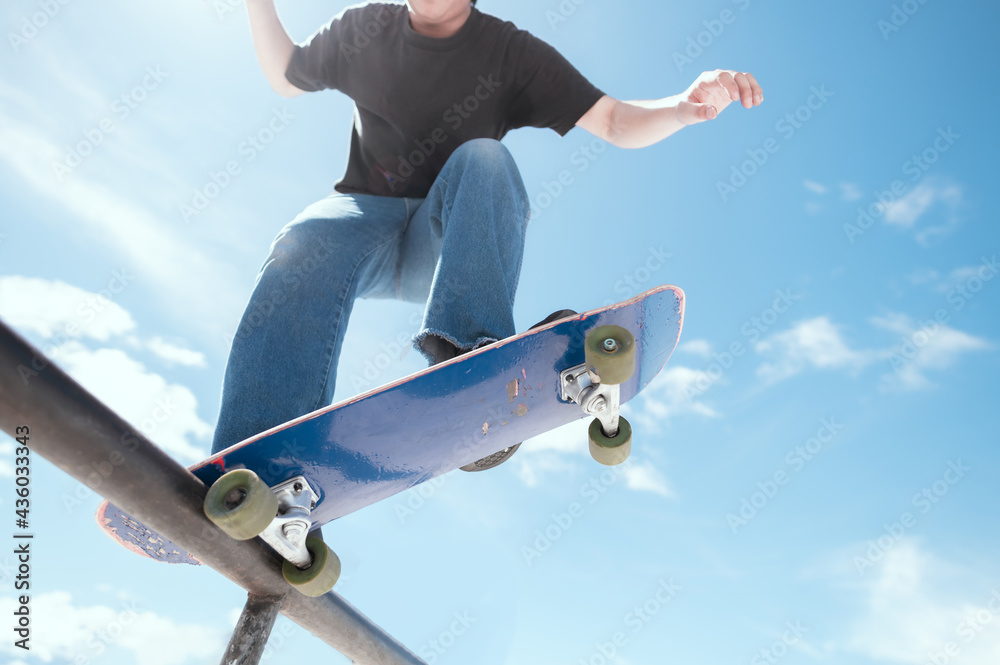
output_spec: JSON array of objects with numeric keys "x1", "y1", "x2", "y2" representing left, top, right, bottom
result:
[
  {"x1": 258, "y1": 476, "x2": 318, "y2": 569},
  {"x1": 561, "y1": 325, "x2": 636, "y2": 466},
  {"x1": 560, "y1": 365, "x2": 622, "y2": 437}
]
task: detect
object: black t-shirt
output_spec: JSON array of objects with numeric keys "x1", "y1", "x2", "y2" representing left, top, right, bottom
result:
[{"x1": 285, "y1": 2, "x2": 605, "y2": 198}]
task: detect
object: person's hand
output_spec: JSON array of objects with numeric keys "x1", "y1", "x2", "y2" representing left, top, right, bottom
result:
[{"x1": 677, "y1": 69, "x2": 763, "y2": 125}]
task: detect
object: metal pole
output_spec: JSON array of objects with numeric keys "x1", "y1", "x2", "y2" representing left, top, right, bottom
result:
[
  {"x1": 221, "y1": 595, "x2": 281, "y2": 665},
  {"x1": 0, "y1": 321, "x2": 426, "y2": 665}
]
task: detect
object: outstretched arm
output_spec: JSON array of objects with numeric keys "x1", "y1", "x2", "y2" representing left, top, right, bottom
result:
[
  {"x1": 577, "y1": 70, "x2": 763, "y2": 148},
  {"x1": 246, "y1": 0, "x2": 305, "y2": 98}
]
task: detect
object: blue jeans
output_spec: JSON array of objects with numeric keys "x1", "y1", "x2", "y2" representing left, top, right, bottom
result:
[{"x1": 212, "y1": 139, "x2": 530, "y2": 453}]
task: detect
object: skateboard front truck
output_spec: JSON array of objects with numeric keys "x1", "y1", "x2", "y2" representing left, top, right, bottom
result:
[
  {"x1": 560, "y1": 325, "x2": 636, "y2": 466},
  {"x1": 204, "y1": 470, "x2": 341, "y2": 597}
]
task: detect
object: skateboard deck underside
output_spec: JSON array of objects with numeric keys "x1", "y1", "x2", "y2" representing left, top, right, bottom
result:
[{"x1": 97, "y1": 285, "x2": 684, "y2": 563}]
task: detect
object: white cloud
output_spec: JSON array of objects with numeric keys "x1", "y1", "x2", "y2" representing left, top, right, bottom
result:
[
  {"x1": 0, "y1": 277, "x2": 212, "y2": 460},
  {"x1": 752, "y1": 314, "x2": 991, "y2": 391},
  {"x1": 754, "y1": 317, "x2": 872, "y2": 384},
  {"x1": 147, "y1": 337, "x2": 207, "y2": 367},
  {"x1": 872, "y1": 313, "x2": 992, "y2": 391},
  {"x1": 839, "y1": 182, "x2": 863, "y2": 201},
  {"x1": 516, "y1": 410, "x2": 680, "y2": 499},
  {"x1": 843, "y1": 540, "x2": 1000, "y2": 665},
  {"x1": 881, "y1": 181, "x2": 963, "y2": 245},
  {"x1": 0, "y1": 592, "x2": 225, "y2": 665},
  {"x1": 516, "y1": 420, "x2": 590, "y2": 487},
  {"x1": 621, "y1": 461, "x2": 675, "y2": 498},
  {"x1": 0, "y1": 276, "x2": 135, "y2": 341},
  {"x1": 677, "y1": 339, "x2": 711, "y2": 358},
  {"x1": 632, "y1": 366, "x2": 720, "y2": 428},
  {"x1": 54, "y1": 341, "x2": 212, "y2": 461},
  {"x1": 803, "y1": 180, "x2": 827, "y2": 194},
  {"x1": 0, "y1": 112, "x2": 243, "y2": 336}
]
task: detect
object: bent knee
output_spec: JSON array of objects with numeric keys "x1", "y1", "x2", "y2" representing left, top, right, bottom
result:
[
  {"x1": 266, "y1": 215, "x2": 344, "y2": 267},
  {"x1": 450, "y1": 138, "x2": 515, "y2": 171}
]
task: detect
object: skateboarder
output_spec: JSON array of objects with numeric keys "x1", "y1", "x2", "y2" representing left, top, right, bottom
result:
[{"x1": 212, "y1": 0, "x2": 762, "y2": 468}]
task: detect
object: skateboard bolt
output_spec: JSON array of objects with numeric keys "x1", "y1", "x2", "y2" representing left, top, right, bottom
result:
[
  {"x1": 589, "y1": 396, "x2": 607, "y2": 413},
  {"x1": 293, "y1": 481, "x2": 303, "y2": 493},
  {"x1": 603, "y1": 338, "x2": 618, "y2": 353}
]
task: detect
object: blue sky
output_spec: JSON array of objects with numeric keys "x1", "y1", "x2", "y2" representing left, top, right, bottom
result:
[{"x1": 1, "y1": 0, "x2": 999, "y2": 663}]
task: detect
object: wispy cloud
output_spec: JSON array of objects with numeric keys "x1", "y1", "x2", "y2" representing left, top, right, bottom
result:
[
  {"x1": 841, "y1": 540, "x2": 1000, "y2": 665},
  {"x1": 677, "y1": 338, "x2": 712, "y2": 358},
  {"x1": 754, "y1": 317, "x2": 873, "y2": 384},
  {"x1": 147, "y1": 337, "x2": 207, "y2": 367},
  {"x1": 803, "y1": 179, "x2": 827, "y2": 194},
  {"x1": 0, "y1": 275, "x2": 136, "y2": 341},
  {"x1": 55, "y1": 341, "x2": 212, "y2": 460},
  {"x1": 882, "y1": 180, "x2": 963, "y2": 246},
  {"x1": 0, "y1": 52, "x2": 245, "y2": 342},
  {"x1": 0, "y1": 278, "x2": 212, "y2": 461},
  {"x1": 751, "y1": 312, "x2": 991, "y2": 391},
  {"x1": 839, "y1": 182, "x2": 863, "y2": 201},
  {"x1": 631, "y1": 365, "x2": 720, "y2": 426},
  {"x1": 0, "y1": 591, "x2": 225, "y2": 665},
  {"x1": 872, "y1": 313, "x2": 992, "y2": 391}
]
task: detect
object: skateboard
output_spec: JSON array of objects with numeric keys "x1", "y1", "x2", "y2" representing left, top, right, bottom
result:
[{"x1": 97, "y1": 285, "x2": 685, "y2": 595}]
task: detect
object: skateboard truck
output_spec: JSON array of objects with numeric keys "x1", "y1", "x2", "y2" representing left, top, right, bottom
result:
[
  {"x1": 258, "y1": 476, "x2": 318, "y2": 569},
  {"x1": 560, "y1": 325, "x2": 637, "y2": 466},
  {"x1": 204, "y1": 469, "x2": 341, "y2": 597},
  {"x1": 560, "y1": 365, "x2": 622, "y2": 438}
]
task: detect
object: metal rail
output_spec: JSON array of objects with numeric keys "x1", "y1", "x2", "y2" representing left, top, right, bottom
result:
[
  {"x1": 223, "y1": 595, "x2": 282, "y2": 664},
  {"x1": 0, "y1": 321, "x2": 426, "y2": 665}
]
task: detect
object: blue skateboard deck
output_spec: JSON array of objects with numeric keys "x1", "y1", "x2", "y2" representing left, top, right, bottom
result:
[{"x1": 97, "y1": 285, "x2": 685, "y2": 564}]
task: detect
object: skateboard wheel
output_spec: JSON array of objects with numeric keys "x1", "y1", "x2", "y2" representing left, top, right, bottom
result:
[
  {"x1": 204, "y1": 469, "x2": 279, "y2": 541},
  {"x1": 588, "y1": 416, "x2": 632, "y2": 466},
  {"x1": 283, "y1": 535, "x2": 341, "y2": 597},
  {"x1": 585, "y1": 325, "x2": 635, "y2": 385}
]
